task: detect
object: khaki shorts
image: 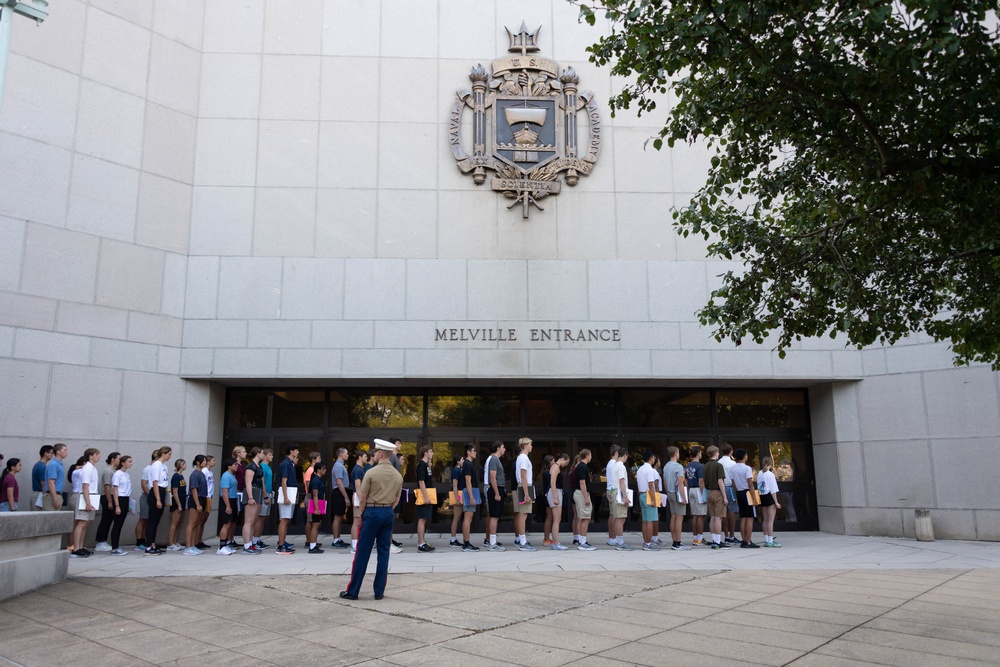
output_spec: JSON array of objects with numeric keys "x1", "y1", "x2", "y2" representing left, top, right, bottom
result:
[
  {"x1": 708, "y1": 490, "x2": 726, "y2": 518},
  {"x1": 608, "y1": 489, "x2": 628, "y2": 519},
  {"x1": 689, "y1": 489, "x2": 707, "y2": 516},
  {"x1": 669, "y1": 497, "x2": 687, "y2": 516},
  {"x1": 573, "y1": 490, "x2": 593, "y2": 519},
  {"x1": 42, "y1": 493, "x2": 61, "y2": 511}
]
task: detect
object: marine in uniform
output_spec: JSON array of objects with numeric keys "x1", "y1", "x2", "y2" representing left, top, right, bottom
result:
[{"x1": 340, "y1": 439, "x2": 404, "y2": 600}]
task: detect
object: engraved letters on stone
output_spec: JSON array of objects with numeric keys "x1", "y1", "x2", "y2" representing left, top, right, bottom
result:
[{"x1": 449, "y1": 22, "x2": 602, "y2": 218}]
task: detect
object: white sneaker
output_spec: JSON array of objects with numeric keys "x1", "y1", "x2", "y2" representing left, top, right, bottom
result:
[
  {"x1": 110, "y1": 548, "x2": 127, "y2": 556},
  {"x1": 551, "y1": 542, "x2": 568, "y2": 551},
  {"x1": 217, "y1": 546, "x2": 234, "y2": 556},
  {"x1": 94, "y1": 542, "x2": 112, "y2": 552},
  {"x1": 166, "y1": 543, "x2": 183, "y2": 552},
  {"x1": 390, "y1": 545, "x2": 402, "y2": 554},
  {"x1": 183, "y1": 547, "x2": 201, "y2": 556}
]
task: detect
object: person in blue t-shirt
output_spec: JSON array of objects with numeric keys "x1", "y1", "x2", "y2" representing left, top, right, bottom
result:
[
  {"x1": 31, "y1": 445, "x2": 54, "y2": 511},
  {"x1": 276, "y1": 444, "x2": 300, "y2": 555},
  {"x1": 217, "y1": 458, "x2": 239, "y2": 555},
  {"x1": 44, "y1": 444, "x2": 69, "y2": 511},
  {"x1": 685, "y1": 445, "x2": 707, "y2": 546},
  {"x1": 349, "y1": 450, "x2": 369, "y2": 552}
]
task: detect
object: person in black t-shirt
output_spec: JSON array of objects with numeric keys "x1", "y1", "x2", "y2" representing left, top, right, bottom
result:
[
  {"x1": 307, "y1": 462, "x2": 326, "y2": 553},
  {"x1": 241, "y1": 448, "x2": 265, "y2": 555},
  {"x1": 461, "y1": 445, "x2": 480, "y2": 552},
  {"x1": 448, "y1": 455, "x2": 464, "y2": 547},
  {"x1": 572, "y1": 450, "x2": 597, "y2": 551},
  {"x1": 415, "y1": 446, "x2": 436, "y2": 552}
]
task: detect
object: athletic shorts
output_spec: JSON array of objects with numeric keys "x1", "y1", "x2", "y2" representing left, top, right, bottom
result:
[
  {"x1": 546, "y1": 488, "x2": 563, "y2": 509},
  {"x1": 759, "y1": 493, "x2": 775, "y2": 507},
  {"x1": 331, "y1": 492, "x2": 348, "y2": 517},
  {"x1": 573, "y1": 490, "x2": 593, "y2": 519},
  {"x1": 688, "y1": 490, "x2": 707, "y2": 516},
  {"x1": 669, "y1": 497, "x2": 687, "y2": 517},
  {"x1": 736, "y1": 489, "x2": 756, "y2": 519},
  {"x1": 707, "y1": 490, "x2": 726, "y2": 518},
  {"x1": 306, "y1": 512, "x2": 323, "y2": 524},
  {"x1": 221, "y1": 500, "x2": 238, "y2": 523},
  {"x1": 638, "y1": 493, "x2": 658, "y2": 522},
  {"x1": 415, "y1": 504, "x2": 432, "y2": 521},
  {"x1": 139, "y1": 492, "x2": 149, "y2": 520},
  {"x1": 248, "y1": 486, "x2": 264, "y2": 506},
  {"x1": 186, "y1": 497, "x2": 204, "y2": 511},
  {"x1": 486, "y1": 487, "x2": 505, "y2": 518},
  {"x1": 258, "y1": 493, "x2": 272, "y2": 517}
]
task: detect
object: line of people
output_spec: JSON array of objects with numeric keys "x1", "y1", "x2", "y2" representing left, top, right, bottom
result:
[{"x1": 3, "y1": 439, "x2": 782, "y2": 555}]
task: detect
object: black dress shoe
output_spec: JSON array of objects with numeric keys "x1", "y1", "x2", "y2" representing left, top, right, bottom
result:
[
  {"x1": 374, "y1": 594, "x2": 384, "y2": 600},
  {"x1": 339, "y1": 591, "x2": 358, "y2": 600}
]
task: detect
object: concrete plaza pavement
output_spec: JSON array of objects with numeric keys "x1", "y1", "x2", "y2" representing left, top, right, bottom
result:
[{"x1": 1, "y1": 532, "x2": 999, "y2": 666}]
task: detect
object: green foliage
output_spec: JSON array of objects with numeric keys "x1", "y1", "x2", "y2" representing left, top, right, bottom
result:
[{"x1": 573, "y1": 0, "x2": 1000, "y2": 367}]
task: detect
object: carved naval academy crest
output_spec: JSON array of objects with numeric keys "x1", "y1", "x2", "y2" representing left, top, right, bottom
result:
[{"x1": 449, "y1": 22, "x2": 602, "y2": 218}]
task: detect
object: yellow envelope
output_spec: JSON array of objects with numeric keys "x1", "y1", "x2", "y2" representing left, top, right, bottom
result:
[
  {"x1": 415, "y1": 487, "x2": 437, "y2": 506},
  {"x1": 646, "y1": 490, "x2": 662, "y2": 507},
  {"x1": 448, "y1": 491, "x2": 461, "y2": 506}
]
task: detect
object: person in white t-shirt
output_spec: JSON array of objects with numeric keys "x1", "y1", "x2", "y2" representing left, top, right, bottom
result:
[
  {"x1": 635, "y1": 451, "x2": 661, "y2": 551},
  {"x1": 194, "y1": 455, "x2": 215, "y2": 550},
  {"x1": 730, "y1": 448, "x2": 758, "y2": 549},
  {"x1": 134, "y1": 450, "x2": 158, "y2": 551},
  {"x1": 718, "y1": 444, "x2": 738, "y2": 544},
  {"x1": 144, "y1": 446, "x2": 172, "y2": 555},
  {"x1": 513, "y1": 437, "x2": 537, "y2": 551},
  {"x1": 757, "y1": 456, "x2": 781, "y2": 547},
  {"x1": 608, "y1": 446, "x2": 633, "y2": 550},
  {"x1": 604, "y1": 449, "x2": 619, "y2": 545},
  {"x1": 70, "y1": 448, "x2": 101, "y2": 558}
]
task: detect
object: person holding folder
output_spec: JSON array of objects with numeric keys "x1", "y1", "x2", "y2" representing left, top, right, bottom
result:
[
  {"x1": 664, "y1": 446, "x2": 690, "y2": 551},
  {"x1": 636, "y1": 451, "x2": 661, "y2": 551},
  {"x1": 276, "y1": 443, "x2": 300, "y2": 555},
  {"x1": 414, "y1": 445, "x2": 436, "y2": 552},
  {"x1": 460, "y1": 444, "x2": 480, "y2": 552}
]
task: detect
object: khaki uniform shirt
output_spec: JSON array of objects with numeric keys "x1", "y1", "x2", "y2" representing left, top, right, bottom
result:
[{"x1": 359, "y1": 460, "x2": 403, "y2": 506}]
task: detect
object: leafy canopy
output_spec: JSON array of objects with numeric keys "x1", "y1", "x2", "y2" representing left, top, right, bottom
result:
[{"x1": 575, "y1": 0, "x2": 1000, "y2": 367}]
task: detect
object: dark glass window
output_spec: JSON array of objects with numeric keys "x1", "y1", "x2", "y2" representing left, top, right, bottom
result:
[
  {"x1": 621, "y1": 390, "x2": 711, "y2": 428},
  {"x1": 716, "y1": 390, "x2": 807, "y2": 428},
  {"x1": 427, "y1": 392, "x2": 520, "y2": 428},
  {"x1": 226, "y1": 390, "x2": 269, "y2": 429},
  {"x1": 524, "y1": 389, "x2": 616, "y2": 427},
  {"x1": 329, "y1": 391, "x2": 424, "y2": 428},
  {"x1": 271, "y1": 391, "x2": 325, "y2": 428}
]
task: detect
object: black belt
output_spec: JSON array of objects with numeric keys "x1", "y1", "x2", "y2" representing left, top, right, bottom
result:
[{"x1": 367, "y1": 503, "x2": 393, "y2": 507}]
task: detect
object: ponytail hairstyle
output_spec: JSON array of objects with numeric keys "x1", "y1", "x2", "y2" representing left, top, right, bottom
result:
[
  {"x1": 192, "y1": 454, "x2": 206, "y2": 469},
  {"x1": 157, "y1": 446, "x2": 172, "y2": 459},
  {"x1": 105, "y1": 452, "x2": 120, "y2": 465},
  {"x1": 0, "y1": 458, "x2": 20, "y2": 487},
  {"x1": 117, "y1": 455, "x2": 132, "y2": 470},
  {"x1": 578, "y1": 448, "x2": 592, "y2": 463},
  {"x1": 174, "y1": 459, "x2": 186, "y2": 472},
  {"x1": 151, "y1": 448, "x2": 162, "y2": 462},
  {"x1": 761, "y1": 456, "x2": 773, "y2": 473},
  {"x1": 557, "y1": 453, "x2": 570, "y2": 463},
  {"x1": 542, "y1": 454, "x2": 554, "y2": 467},
  {"x1": 68, "y1": 456, "x2": 86, "y2": 482}
]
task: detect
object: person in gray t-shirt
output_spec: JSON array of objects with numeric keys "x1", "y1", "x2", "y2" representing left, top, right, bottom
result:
[{"x1": 482, "y1": 441, "x2": 507, "y2": 551}]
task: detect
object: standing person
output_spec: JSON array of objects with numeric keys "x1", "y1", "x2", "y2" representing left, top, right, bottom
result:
[
  {"x1": 448, "y1": 454, "x2": 464, "y2": 548},
  {"x1": 350, "y1": 450, "x2": 368, "y2": 553},
  {"x1": 276, "y1": 444, "x2": 299, "y2": 555},
  {"x1": 230, "y1": 445, "x2": 248, "y2": 544},
  {"x1": 135, "y1": 450, "x2": 158, "y2": 551},
  {"x1": 43, "y1": 443, "x2": 68, "y2": 512},
  {"x1": 460, "y1": 444, "x2": 480, "y2": 552},
  {"x1": 539, "y1": 454, "x2": 555, "y2": 545},
  {"x1": 703, "y1": 446, "x2": 731, "y2": 550},
  {"x1": 30, "y1": 445, "x2": 53, "y2": 511},
  {"x1": 636, "y1": 451, "x2": 661, "y2": 551},
  {"x1": 301, "y1": 450, "x2": 321, "y2": 549},
  {"x1": 513, "y1": 437, "x2": 537, "y2": 551},
  {"x1": 664, "y1": 446, "x2": 690, "y2": 551},
  {"x1": 167, "y1": 459, "x2": 188, "y2": 551},
  {"x1": 757, "y1": 456, "x2": 782, "y2": 547},
  {"x1": 390, "y1": 439, "x2": 405, "y2": 551},
  {"x1": 253, "y1": 448, "x2": 274, "y2": 550},
  {"x1": 719, "y1": 444, "x2": 738, "y2": 544},
  {"x1": 307, "y1": 461, "x2": 326, "y2": 553},
  {"x1": 415, "y1": 445, "x2": 436, "y2": 553},
  {"x1": 731, "y1": 448, "x2": 759, "y2": 549},
  {"x1": 145, "y1": 446, "x2": 172, "y2": 555},
  {"x1": 605, "y1": 447, "x2": 620, "y2": 545},
  {"x1": 241, "y1": 447, "x2": 265, "y2": 555},
  {"x1": 608, "y1": 446, "x2": 632, "y2": 550},
  {"x1": 547, "y1": 454, "x2": 570, "y2": 550},
  {"x1": 572, "y1": 450, "x2": 596, "y2": 550},
  {"x1": 109, "y1": 455, "x2": 133, "y2": 555},
  {"x1": 330, "y1": 448, "x2": 351, "y2": 549},
  {"x1": 195, "y1": 455, "x2": 215, "y2": 550},
  {"x1": 93, "y1": 452, "x2": 120, "y2": 551},
  {"x1": 0, "y1": 459, "x2": 21, "y2": 512},
  {"x1": 340, "y1": 439, "x2": 403, "y2": 601},
  {"x1": 217, "y1": 457, "x2": 239, "y2": 555},
  {"x1": 184, "y1": 455, "x2": 207, "y2": 556},
  {"x1": 66, "y1": 456, "x2": 86, "y2": 550},
  {"x1": 482, "y1": 440, "x2": 506, "y2": 552},
  {"x1": 685, "y1": 446, "x2": 707, "y2": 546},
  {"x1": 71, "y1": 449, "x2": 100, "y2": 557}
]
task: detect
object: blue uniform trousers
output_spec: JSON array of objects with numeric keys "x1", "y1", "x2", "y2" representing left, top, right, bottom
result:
[{"x1": 344, "y1": 506, "x2": 394, "y2": 598}]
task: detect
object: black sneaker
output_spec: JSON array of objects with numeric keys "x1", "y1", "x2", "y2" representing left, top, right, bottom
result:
[
  {"x1": 462, "y1": 543, "x2": 480, "y2": 552},
  {"x1": 741, "y1": 541, "x2": 760, "y2": 549},
  {"x1": 330, "y1": 539, "x2": 349, "y2": 549},
  {"x1": 417, "y1": 543, "x2": 435, "y2": 553},
  {"x1": 195, "y1": 542, "x2": 209, "y2": 550},
  {"x1": 70, "y1": 549, "x2": 90, "y2": 558},
  {"x1": 391, "y1": 539, "x2": 402, "y2": 548},
  {"x1": 449, "y1": 539, "x2": 461, "y2": 548},
  {"x1": 308, "y1": 546, "x2": 324, "y2": 554}
]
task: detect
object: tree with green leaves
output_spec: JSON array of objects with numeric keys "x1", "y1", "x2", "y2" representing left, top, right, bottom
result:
[{"x1": 575, "y1": 0, "x2": 1000, "y2": 367}]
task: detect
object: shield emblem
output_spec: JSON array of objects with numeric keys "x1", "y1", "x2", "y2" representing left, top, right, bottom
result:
[{"x1": 492, "y1": 96, "x2": 560, "y2": 174}]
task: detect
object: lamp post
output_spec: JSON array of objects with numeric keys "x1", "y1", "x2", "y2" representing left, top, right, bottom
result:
[{"x1": 0, "y1": 0, "x2": 48, "y2": 112}]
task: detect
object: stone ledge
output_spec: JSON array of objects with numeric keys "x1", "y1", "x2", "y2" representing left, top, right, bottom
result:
[
  {"x1": 0, "y1": 511, "x2": 72, "y2": 541},
  {"x1": 0, "y1": 512, "x2": 72, "y2": 601}
]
